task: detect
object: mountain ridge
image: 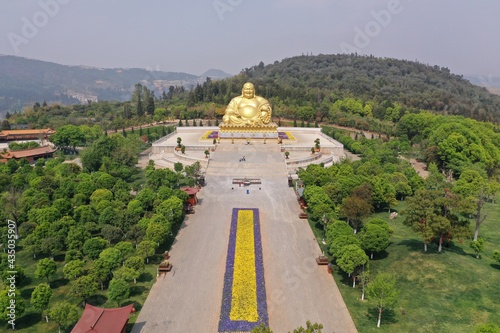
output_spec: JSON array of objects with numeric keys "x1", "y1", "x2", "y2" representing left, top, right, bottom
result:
[{"x1": 0, "y1": 55, "x2": 232, "y2": 115}]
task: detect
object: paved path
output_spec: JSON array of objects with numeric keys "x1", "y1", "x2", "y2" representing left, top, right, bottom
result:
[{"x1": 132, "y1": 146, "x2": 358, "y2": 333}]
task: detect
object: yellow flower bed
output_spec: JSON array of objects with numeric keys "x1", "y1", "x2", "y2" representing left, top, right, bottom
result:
[
  {"x1": 229, "y1": 210, "x2": 258, "y2": 322},
  {"x1": 200, "y1": 130, "x2": 214, "y2": 140},
  {"x1": 284, "y1": 131, "x2": 296, "y2": 141}
]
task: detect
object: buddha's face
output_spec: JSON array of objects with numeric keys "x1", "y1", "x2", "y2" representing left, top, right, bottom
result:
[{"x1": 242, "y1": 83, "x2": 255, "y2": 99}]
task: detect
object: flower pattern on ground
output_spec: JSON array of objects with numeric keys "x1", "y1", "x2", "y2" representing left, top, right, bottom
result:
[
  {"x1": 278, "y1": 131, "x2": 296, "y2": 140},
  {"x1": 218, "y1": 208, "x2": 268, "y2": 332},
  {"x1": 230, "y1": 210, "x2": 258, "y2": 321},
  {"x1": 201, "y1": 131, "x2": 295, "y2": 141},
  {"x1": 201, "y1": 130, "x2": 219, "y2": 140}
]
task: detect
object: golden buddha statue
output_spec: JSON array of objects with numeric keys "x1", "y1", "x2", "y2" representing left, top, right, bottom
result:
[{"x1": 222, "y1": 82, "x2": 272, "y2": 126}]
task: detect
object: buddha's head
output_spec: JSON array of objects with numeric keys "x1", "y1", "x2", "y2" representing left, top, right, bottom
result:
[{"x1": 242, "y1": 82, "x2": 255, "y2": 99}]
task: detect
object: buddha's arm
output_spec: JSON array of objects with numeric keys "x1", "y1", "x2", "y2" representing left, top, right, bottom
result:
[
  {"x1": 258, "y1": 99, "x2": 272, "y2": 123},
  {"x1": 226, "y1": 98, "x2": 241, "y2": 116}
]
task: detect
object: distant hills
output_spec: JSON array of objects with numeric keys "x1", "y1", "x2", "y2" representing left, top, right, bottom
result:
[
  {"x1": 0, "y1": 55, "x2": 232, "y2": 116},
  {"x1": 464, "y1": 74, "x2": 500, "y2": 95}
]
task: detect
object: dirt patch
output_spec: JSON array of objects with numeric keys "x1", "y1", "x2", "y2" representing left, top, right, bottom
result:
[{"x1": 400, "y1": 156, "x2": 429, "y2": 179}]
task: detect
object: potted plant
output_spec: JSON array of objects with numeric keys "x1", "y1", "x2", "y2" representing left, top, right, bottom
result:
[
  {"x1": 204, "y1": 149, "x2": 210, "y2": 158},
  {"x1": 285, "y1": 151, "x2": 290, "y2": 159},
  {"x1": 176, "y1": 137, "x2": 182, "y2": 150},
  {"x1": 314, "y1": 138, "x2": 320, "y2": 152},
  {"x1": 181, "y1": 145, "x2": 186, "y2": 154}
]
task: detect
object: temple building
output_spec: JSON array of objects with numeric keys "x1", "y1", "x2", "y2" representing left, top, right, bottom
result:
[
  {"x1": 0, "y1": 128, "x2": 56, "y2": 142},
  {"x1": 0, "y1": 146, "x2": 57, "y2": 164}
]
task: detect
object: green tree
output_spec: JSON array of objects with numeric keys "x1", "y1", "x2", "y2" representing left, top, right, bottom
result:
[
  {"x1": 83, "y1": 237, "x2": 108, "y2": 260},
  {"x1": 108, "y1": 278, "x2": 130, "y2": 306},
  {"x1": 289, "y1": 321, "x2": 324, "y2": 333},
  {"x1": 155, "y1": 196, "x2": 184, "y2": 225},
  {"x1": 40, "y1": 236, "x2": 64, "y2": 258},
  {"x1": 67, "y1": 226, "x2": 91, "y2": 251},
  {"x1": 403, "y1": 189, "x2": 469, "y2": 252},
  {"x1": 69, "y1": 275, "x2": 98, "y2": 306},
  {"x1": 146, "y1": 222, "x2": 169, "y2": 246},
  {"x1": 136, "y1": 187, "x2": 156, "y2": 211},
  {"x1": 454, "y1": 170, "x2": 496, "y2": 241},
  {"x1": 153, "y1": 107, "x2": 167, "y2": 122},
  {"x1": 370, "y1": 176, "x2": 397, "y2": 212},
  {"x1": 99, "y1": 247, "x2": 123, "y2": 272},
  {"x1": 328, "y1": 234, "x2": 360, "y2": 259},
  {"x1": 325, "y1": 220, "x2": 354, "y2": 243},
  {"x1": 63, "y1": 259, "x2": 86, "y2": 279},
  {"x1": 146, "y1": 95, "x2": 155, "y2": 116},
  {"x1": 366, "y1": 273, "x2": 398, "y2": 328},
  {"x1": 65, "y1": 249, "x2": 83, "y2": 262},
  {"x1": 114, "y1": 241, "x2": 135, "y2": 262},
  {"x1": 101, "y1": 225, "x2": 124, "y2": 244},
  {"x1": 30, "y1": 283, "x2": 53, "y2": 322},
  {"x1": 340, "y1": 195, "x2": 371, "y2": 233},
  {"x1": 35, "y1": 258, "x2": 57, "y2": 283},
  {"x1": 358, "y1": 266, "x2": 371, "y2": 300},
  {"x1": 90, "y1": 188, "x2": 113, "y2": 206},
  {"x1": 137, "y1": 240, "x2": 157, "y2": 263},
  {"x1": 251, "y1": 324, "x2": 273, "y2": 333},
  {"x1": 493, "y1": 251, "x2": 500, "y2": 264},
  {"x1": 174, "y1": 162, "x2": 183, "y2": 173},
  {"x1": 133, "y1": 83, "x2": 144, "y2": 117},
  {"x1": 469, "y1": 238, "x2": 485, "y2": 259},
  {"x1": 126, "y1": 225, "x2": 145, "y2": 246},
  {"x1": 337, "y1": 244, "x2": 368, "y2": 287},
  {"x1": 124, "y1": 256, "x2": 145, "y2": 274},
  {"x1": 50, "y1": 124, "x2": 85, "y2": 151},
  {"x1": 48, "y1": 301, "x2": 80, "y2": 333},
  {"x1": 360, "y1": 224, "x2": 391, "y2": 259},
  {"x1": 91, "y1": 258, "x2": 112, "y2": 290},
  {"x1": 113, "y1": 266, "x2": 140, "y2": 284}
]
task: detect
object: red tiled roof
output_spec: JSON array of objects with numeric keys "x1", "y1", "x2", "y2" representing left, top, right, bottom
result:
[
  {"x1": 0, "y1": 128, "x2": 55, "y2": 136},
  {"x1": 0, "y1": 146, "x2": 57, "y2": 159},
  {"x1": 180, "y1": 186, "x2": 199, "y2": 195},
  {"x1": 71, "y1": 304, "x2": 134, "y2": 333}
]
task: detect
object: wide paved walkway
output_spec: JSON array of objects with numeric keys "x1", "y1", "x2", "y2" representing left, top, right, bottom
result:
[{"x1": 132, "y1": 147, "x2": 357, "y2": 333}]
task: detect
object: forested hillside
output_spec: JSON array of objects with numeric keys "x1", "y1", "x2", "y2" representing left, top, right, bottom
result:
[{"x1": 188, "y1": 54, "x2": 500, "y2": 123}]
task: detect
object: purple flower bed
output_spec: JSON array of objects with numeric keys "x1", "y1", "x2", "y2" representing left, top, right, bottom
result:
[
  {"x1": 208, "y1": 131, "x2": 219, "y2": 139},
  {"x1": 218, "y1": 208, "x2": 269, "y2": 332},
  {"x1": 278, "y1": 132, "x2": 289, "y2": 139}
]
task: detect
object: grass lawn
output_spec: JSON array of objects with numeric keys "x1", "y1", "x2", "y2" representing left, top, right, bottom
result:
[{"x1": 318, "y1": 200, "x2": 500, "y2": 333}]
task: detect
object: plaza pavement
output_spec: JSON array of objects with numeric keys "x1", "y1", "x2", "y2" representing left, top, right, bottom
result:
[{"x1": 132, "y1": 143, "x2": 357, "y2": 333}]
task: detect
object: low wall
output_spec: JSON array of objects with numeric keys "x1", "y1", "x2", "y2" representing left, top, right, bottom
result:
[{"x1": 173, "y1": 150, "x2": 210, "y2": 165}]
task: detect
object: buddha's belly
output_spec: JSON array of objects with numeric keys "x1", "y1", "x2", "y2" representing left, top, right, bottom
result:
[{"x1": 238, "y1": 101, "x2": 259, "y2": 119}]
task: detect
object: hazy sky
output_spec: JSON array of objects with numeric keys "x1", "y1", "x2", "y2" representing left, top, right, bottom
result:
[{"x1": 1, "y1": 0, "x2": 499, "y2": 79}]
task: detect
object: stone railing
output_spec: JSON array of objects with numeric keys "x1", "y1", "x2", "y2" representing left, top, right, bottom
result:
[
  {"x1": 173, "y1": 150, "x2": 209, "y2": 165},
  {"x1": 286, "y1": 152, "x2": 323, "y2": 166}
]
